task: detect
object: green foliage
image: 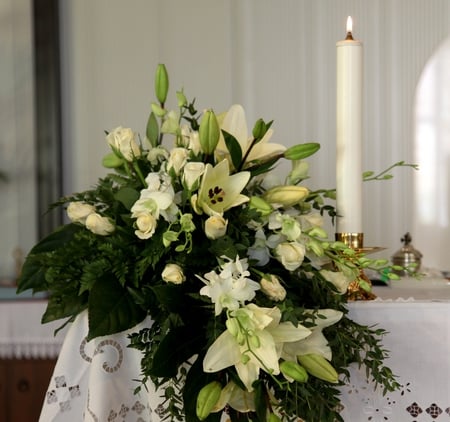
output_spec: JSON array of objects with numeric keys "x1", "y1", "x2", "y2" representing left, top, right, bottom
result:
[{"x1": 16, "y1": 64, "x2": 404, "y2": 422}]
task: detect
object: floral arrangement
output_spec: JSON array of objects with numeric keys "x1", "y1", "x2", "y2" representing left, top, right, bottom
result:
[{"x1": 18, "y1": 65, "x2": 401, "y2": 422}]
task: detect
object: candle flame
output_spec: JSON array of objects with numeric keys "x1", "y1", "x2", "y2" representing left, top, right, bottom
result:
[{"x1": 346, "y1": 16, "x2": 353, "y2": 34}]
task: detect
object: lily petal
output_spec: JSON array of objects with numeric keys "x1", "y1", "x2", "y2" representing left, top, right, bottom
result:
[{"x1": 203, "y1": 331, "x2": 241, "y2": 372}]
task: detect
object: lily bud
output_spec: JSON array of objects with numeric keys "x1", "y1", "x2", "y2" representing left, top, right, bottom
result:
[
  {"x1": 196, "y1": 381, "x2": 222, "y2": 421},
  {"x1": 263, "y1": 186, "x2": 309, "y2": 207},
  {"x1": 248, "y1": 196, "x2": 273, "y2": 216},
  {"x1": 252, "y1": 118, "x2": 266, "y2": 139},
  {"x1": 280, "y1": 361, "x2": 309, "y2": 383},
  {"x1": 297, "y1": 354, "x2": 339, "y2": 383},
  {"x1": 199, "y1": 109, "x2": 220, "y2": 155},
  {"x1": 154, "y1": 63, "x2": 169, "y2": 104},
  {"x1": 284, "y1": 142, "x2": 320, "y2": 160}
]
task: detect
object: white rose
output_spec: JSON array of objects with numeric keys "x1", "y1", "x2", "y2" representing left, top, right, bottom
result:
[
  {"x1": 134, "y1": 212, "x2": 157, "y2": 239},
  {"x1": 147, "y1": 146, "x2": 169, "y2": 165},
  {"x1": 162, "y1": 263, "x2": 186, "y2": 284},
  {"x1": 106, "y1": 126, "x2": 141, "y2": 161},
  {"x1": 183, "y1": 161, "x2": 205, "y2": 190},
  {"x1": 300, "y1": 213, "x2": 324, "y2": 230},
  {"x1": 260, "y1": 274, "x2": 286, "y2": 301},
  {"x1": 167, "y1": 147, "x2": 189, "y2": 175},
  {"x1": 67, "y1": 202, "x2": 96, "y2": 224},
  {"x1": 204, "y1": 215, "x2": 228, "y2": 239},
  {"x1": 85, "y1": 213, "x2": 115, "y2": 236},
  {"x1": 274, "y1": 241, "x2": 305, "y2": 271},
  {"x1": 320, "y1": 269, "x2": 351, "y2": 294}
]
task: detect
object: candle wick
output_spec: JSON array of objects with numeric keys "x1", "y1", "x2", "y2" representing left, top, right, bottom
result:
[{"x1": 345, "y1": 31, "x2": 354, "y2": 40}]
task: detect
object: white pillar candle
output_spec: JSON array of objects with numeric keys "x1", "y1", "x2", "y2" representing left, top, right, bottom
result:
[{"x1": 336, "y1": 16, "x2": 363, "y2": 234}]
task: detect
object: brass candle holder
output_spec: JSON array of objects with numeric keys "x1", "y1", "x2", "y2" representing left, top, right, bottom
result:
[{"x1": 335, "y1": 232, "x2": 377, "y2": 301}]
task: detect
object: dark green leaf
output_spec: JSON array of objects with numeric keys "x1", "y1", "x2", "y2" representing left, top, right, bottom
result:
[
  {"x1": 114, "y1": 187, "x2": 140, "y2": 210},
  {"x1": 16, "y1": 224, "x2": 83, "y2": 293},
  {"x1": 222, "y1": 130, "x2": 242, "y2": 170},
  {"x1": 151, "y1": 326, "x2": 202, "y2": 378},
  {"x1": 30, "y1": 224, "x2": 82, "y2": 254},
  {"x1": 151, "y1": 283, "x2": 186, "y2": 312},
  {"x1": 42, "y1": 293, "x2": 88, "y2": 324},
  {"x1": 87, "y1": 276, "x2": 146, "y2": 339},
  {"x1": 253, "y1": 380, "x2": 267, "y2": 422},
  {"x1": 16, "y1": 261, "x2": 47, "y2": 293},
  {"x1": 183, "y1": 356, "x2": 221, "y2": 422}
]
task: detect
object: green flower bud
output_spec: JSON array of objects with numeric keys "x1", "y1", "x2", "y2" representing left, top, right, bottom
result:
[
  {"x1": 252, "y1": 118, "x2": 266, "y2": 139},
  {"x1": 280, "y1": 360, "x2": 309, "y2": 383},
  {"x1": 263, "y1": 186, "x2": 309, "y2": 207},
  {"x1": 284, "y1": 143, "x2": 320, "y2": 160},
  {"x1": 248, "y1": 196, "x2": 273, "y2": 216},
  {"x1": 297, "y1": 354, "x2": 339, "y2": 383},
  {"x1": 196, "y1": 381, "x2": 222, "y2": 421},
  {"x1": 199, "y1": 109, "x2": 220, "y2": 155},
  {"x1": 154, "y1": 63, "x2": 169, "y2": 104}
]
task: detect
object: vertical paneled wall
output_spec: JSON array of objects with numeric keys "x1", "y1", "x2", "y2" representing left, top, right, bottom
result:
[{"x1": 59, "y1": 0, "x2": 450, "y2": 268}]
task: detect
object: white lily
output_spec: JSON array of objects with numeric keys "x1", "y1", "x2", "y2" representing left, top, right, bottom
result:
[
  {"x1": 203, "y1": 304, "x2": 311, "y2": 392},
  {"x1": 193, "y1": 159, "x2": 250, "y2": 216},
  {"x1": 282, "y1": 309, "x2": 343, "y2": 361},
  {"x1": 218, "y1": 104, "x2": 286, "y2": 168}
]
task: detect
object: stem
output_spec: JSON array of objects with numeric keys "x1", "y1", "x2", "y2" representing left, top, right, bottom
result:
[
  {"x1": 238, "y1": 137, "x2": 259, "y2": 171},
  {"x1": 133, "y1": 162, "x2": 147, "y2": 187},
  {"x1": 363, "y1": 161, "x2": 418, "y2": 181}
]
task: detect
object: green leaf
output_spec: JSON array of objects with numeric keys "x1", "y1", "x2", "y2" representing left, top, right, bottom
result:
[
  {"x1": 32, "y1": 223, "x2": 82, "y2": 254},
  {"x1": 183, "y1": 356, "x2": 221, "y2": 422},
  {"x1": 253, "y1": 380, "x2": 267, "y2": 422},
  {"x1": 87, "y1": 276, "x2": 146, "y2": 340},
  {"x1": 222, "y1": 130, "x2": 242, "y2": 170},
  {"x1": 102, "y1": 152, "x2": 124, "y2": 169},
  {"x1": 146, "y1": 111, "x2": 159, "y2": 147},
  {"x1": 151, "y1": 326, "x2": 203, "y2": 378},
  {"x1": 16, "y1": 224, "x2": 83, "y2": 293},
  {"x1": 284, "y1": 142, "x2": 320, "y2": 160},
  {"x1": 42, "y1": 293, "x2": 88, "y2": 324},
  {"x1": 247, "y1": 156, "x2": 279, "y2": 177},
  {"x1": 114, "y1": 187, "x2": 140, "y2": 210},
  {"x1": 151, "y1": 283, "x2": 187, "y2": 313}
]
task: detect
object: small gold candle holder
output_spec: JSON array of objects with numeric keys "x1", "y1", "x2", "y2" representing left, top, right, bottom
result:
[
  {"x1": 335, "y1": 232, "x2": 364, "y2": 249},
  {"x1": 335, "y1": 232, "x2": 376, "y2": 301}
]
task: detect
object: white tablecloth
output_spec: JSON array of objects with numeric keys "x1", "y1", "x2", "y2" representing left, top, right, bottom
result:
[{"x1": 39, "y1": 282, "x2": 450, "y2": 422}]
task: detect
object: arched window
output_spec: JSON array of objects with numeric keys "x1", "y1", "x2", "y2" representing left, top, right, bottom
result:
[{"x1": 414, "y1": 36, "x2": 450, "y2": 272}]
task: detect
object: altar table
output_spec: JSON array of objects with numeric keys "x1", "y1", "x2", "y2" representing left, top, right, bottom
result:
[{"x1": 39, "y1": 280, "x2": 450, "y2": 421}]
